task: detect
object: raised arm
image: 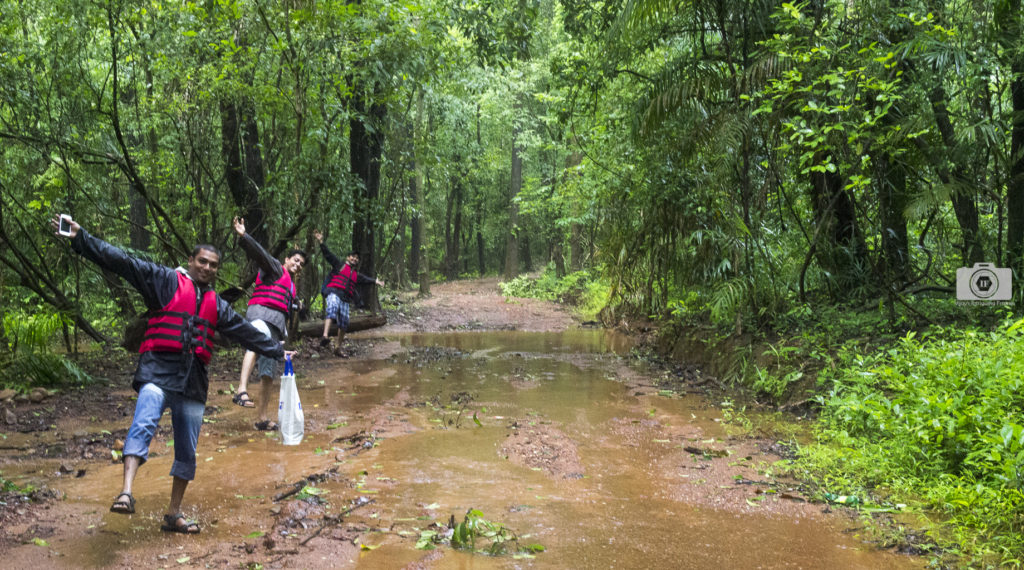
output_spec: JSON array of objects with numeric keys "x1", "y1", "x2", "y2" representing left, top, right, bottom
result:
[
  {"x1": 233, "y1": 216, "x2": 282, "y2": 279},
  {"x1": 53, "y1": 216, "x2": 175, "y2": 308},
  {"x1": 315, "y1": 230, "x2": 343, "y2": 269}
]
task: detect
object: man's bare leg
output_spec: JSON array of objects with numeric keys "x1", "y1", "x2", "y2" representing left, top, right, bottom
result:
[
  {"x1": 167, "y1": 476, "x2": 189, "y2": 515},
  {"x1": 161, "y1": 476, "x2": 199, "y2": 533},
  {"x1": 233, "y1": 351, "x2": 257, "y2": 407},
  {"x1": 110, "y1": 455, "x2": 140, "y2": 513},
  {"x1": 256, "y1": 375, "x2": 274, "y2": 426},
  {"x1": 320, "y1": 319, "x2": 332, "y2": 347}
]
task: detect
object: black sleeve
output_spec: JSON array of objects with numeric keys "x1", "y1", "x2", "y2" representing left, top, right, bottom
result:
[
  {"x1": 355, "y1": 271, "x2": 377, "y2": 284},
  {"x1": 320, "y1": 242, "x2": 343, "y2": 271},
  {"x1": 215, "y1": 298, "x2": 286, "y2": 359},
  {"x1": 71, "y1": 229, "x2": 178, "y2": 309},
  {"x1": 238, "y1": 233, "x2": 283, "y2": 281}
]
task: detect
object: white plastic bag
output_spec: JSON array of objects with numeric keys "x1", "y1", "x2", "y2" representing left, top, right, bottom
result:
[{"x1": 278, "y1": 356, "x2": 304, "y2": 445}]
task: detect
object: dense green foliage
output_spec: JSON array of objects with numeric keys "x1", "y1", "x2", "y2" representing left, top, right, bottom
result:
[
  {"x1": 499, "y1": 266, "x2": 607, "y2": 319},
  {"x1": 1, "y1": 310, "x2": 90, "y2": 389},
  {"x1": 789, "y1": 320, "x2": 1024, "y2": 564},
  {"x1": 5, "y1": 0, "x2": 1024, "y2": 563}
]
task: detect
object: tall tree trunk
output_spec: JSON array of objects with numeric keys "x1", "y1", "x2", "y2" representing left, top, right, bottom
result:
[
  {"x1": 350, "y1": 86, "x2": 385, "y2": 312},
  {"x1": 928, "y1": 85, "x2": 983, "y2": 265},
  {"x1": 444, "y1": 174, "x2": 455, "y2": 278},
  {"x1": 522, "y1": 233, "x2": 532, "y2": 272},
  {"x1": 409, "y1": 175, "x2": 421, "y2": 283},
  {"x1": 476, "y1": 197, "x2": 486, "y2": 276},
  {"x1": 131, "y1": 52, "x2": 156, "y2": 254},
  {"x1": 566, "y1": 150, "x2": 584, "y2": 271},
  {"x1": 444, "y1": 168, "x2": 464, "y2": 280},
  {"x1": 474, "y1": 103, "x2": 486, "y2": 276},
  {"x1": 414, "y1": 89, "x2": 430, "y2": 296},
  {"x1": 877, "y1": 152, "x2": 910, "y2": 284},
  {"x1": 1007, "y1": 33, "x2": 1024, "y2": 278},
  {"x1": 553, "y1": 243, "x2": 566, "y2": 277},
  {"x1": 504, "y1": 122, "x2": 522, "y2": 279},
  {"x1": 808, "y1": 157, "x2": 868, "y2": 294},
  {"x1": 393, "y1": 213, "x2": 407, "y2": 289},
  {"x1": 221, "y1": 98, "x2": 268, "y2": 246},
  {"x1": 570, "y1": 223, "x2": 583, "y2": 271}
]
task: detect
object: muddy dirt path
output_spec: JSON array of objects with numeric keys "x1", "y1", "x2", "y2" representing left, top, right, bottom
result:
[{"x1": 0, "y1": 278, "x2": 923, "y2": 568}]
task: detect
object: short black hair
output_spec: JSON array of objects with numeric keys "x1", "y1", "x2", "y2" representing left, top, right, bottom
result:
[
  {"x1": 347, "y1": 250, "x2": 360, "y2": 257},
  {"x1": 191, "y1": 244, "x2": 221, "y2": 259},
  {"x1": 286, "y1": 248, "x2": 308, "y2": 261}
]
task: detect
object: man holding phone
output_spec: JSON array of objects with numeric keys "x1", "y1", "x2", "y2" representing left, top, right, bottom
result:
[{"x1": 51, "y1": 215, "x2": 292, "y2": 534}]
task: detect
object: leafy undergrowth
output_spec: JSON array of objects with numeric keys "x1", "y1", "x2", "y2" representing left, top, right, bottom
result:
[
  {"x1": 783, "y1": 319, "x2": 1024, "y2": 567},
  {"x1": 499, "y1": 267, "x2": 608, "y2": 321},
  {"x1": 1, "y1": 310, "x2": 91, "y2": 391},
  {"x1": 603, "y1": 289, "x2": 1023, "y2": 565}
]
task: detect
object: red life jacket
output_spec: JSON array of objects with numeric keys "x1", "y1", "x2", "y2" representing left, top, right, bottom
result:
[
  {"x1": 248, "y1": 269, "x2": 294, "y2": 313},
  {"x1": 326, "y1": 264, "x2": 356, "y2": 297},
  {"x1": 139, "y1": 272, "x2": 219, "y2": 365}
]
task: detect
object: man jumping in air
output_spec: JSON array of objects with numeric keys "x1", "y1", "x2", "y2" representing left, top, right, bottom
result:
[{"x1": 314, "y1": 230, "x2": 382, "y2": 357}]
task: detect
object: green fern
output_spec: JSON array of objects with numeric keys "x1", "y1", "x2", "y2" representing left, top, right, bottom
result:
[
  {"x1": 1, "y1": 310, "x2": 90, "y2": 389},
  {"x1": 709, "y1": 277, "x2": 749, "y2": 325}
]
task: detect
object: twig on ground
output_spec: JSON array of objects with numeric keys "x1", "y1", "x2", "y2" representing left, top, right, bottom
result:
[
  {"x1": 272, "y1": 467, "x2": 340, "y2": 502},
  {"x1": 300, "y1": 498, "x2": 376, "y2": 546}
]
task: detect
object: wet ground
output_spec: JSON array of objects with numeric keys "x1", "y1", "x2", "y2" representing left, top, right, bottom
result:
[{"x1": 0, "y1": 279, "x2": 925, "y2": 568}]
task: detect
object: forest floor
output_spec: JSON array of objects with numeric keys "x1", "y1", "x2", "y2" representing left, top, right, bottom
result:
[{"x1": 0, "y1": 277, "x2": 928, "y2": 568}]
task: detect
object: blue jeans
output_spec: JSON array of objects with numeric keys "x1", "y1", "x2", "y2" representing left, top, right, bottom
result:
[{"x1": 122, "y1": 383, "x2": 204, "y2": 480}]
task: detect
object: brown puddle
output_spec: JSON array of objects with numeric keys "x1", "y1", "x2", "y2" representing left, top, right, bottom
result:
[{"x1": 2, "y1": 330, "x2": 923, "y2": 568}]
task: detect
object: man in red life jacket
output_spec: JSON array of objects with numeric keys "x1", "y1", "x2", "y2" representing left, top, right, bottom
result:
[
  {"x1": 231, "y1": 217, "x2": 307, "y2": 431},
  {"x1": 52, "y1": 216, "x2": 291, "y2": 534},
  {"x1": 314, "y1": 230, "x2": 383, "y2": 357}
]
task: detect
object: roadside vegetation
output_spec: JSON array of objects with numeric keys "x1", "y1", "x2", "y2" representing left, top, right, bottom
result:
[
  {"x1": 499, "y1": 267, "x2": 609, "y2": 322},
  {"x1": 790, "y1": 319, "x2": 1024, "y2": 566}
]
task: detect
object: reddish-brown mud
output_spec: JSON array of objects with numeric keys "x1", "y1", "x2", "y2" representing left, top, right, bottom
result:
[{"x1": 0, "y1": 278, "x2": 924, "y2": 568}]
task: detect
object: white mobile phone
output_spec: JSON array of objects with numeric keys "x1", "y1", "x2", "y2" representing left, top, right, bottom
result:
[{"x1": 58, "y1": 215, "x2": 72, "y2": 236}]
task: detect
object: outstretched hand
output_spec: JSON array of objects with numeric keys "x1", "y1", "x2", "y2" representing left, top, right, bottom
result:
[
  {"x1": 50, "y1": 215, "x2": 80, "y2": 238},
  {"x1": 233, "y1": 216, "x2": 245, "y2": 237},
  {"x1": 313, "y1": 230, "x2": 323, "y2": 243}
]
